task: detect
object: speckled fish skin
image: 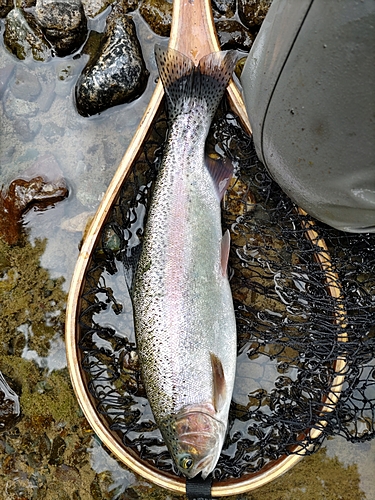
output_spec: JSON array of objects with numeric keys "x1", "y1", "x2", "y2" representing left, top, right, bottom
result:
[{"x1": 133, "y1": 46, "x2": 237, "y2": 479}]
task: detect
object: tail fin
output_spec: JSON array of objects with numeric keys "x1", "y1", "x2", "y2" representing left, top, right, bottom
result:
[{"x1": 154, "y1": 45, "x2": 237, "y2": 121}]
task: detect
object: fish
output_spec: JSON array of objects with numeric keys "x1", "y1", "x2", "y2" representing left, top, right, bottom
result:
[{"x1": 132, "y1": 45, "x2": 237, "y2": 479}]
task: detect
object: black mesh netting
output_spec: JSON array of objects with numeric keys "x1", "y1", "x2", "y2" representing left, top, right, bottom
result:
[{"x1": 77, "y1": 100, "x2": 375, "y2": 481}]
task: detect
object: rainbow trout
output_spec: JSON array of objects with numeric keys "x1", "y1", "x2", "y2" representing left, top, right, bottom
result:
[{"x1": 133, "y1": 45, "x2": 237, "y2": 479}]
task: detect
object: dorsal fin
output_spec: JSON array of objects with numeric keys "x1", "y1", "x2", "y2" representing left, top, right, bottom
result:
[{"x1": 210, "y1": 352, "x2": 227, "y2": 413}]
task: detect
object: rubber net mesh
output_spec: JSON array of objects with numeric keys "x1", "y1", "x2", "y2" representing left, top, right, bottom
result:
[{"x1": 77, "y1": 100, "x2": 375, "y2": 481}]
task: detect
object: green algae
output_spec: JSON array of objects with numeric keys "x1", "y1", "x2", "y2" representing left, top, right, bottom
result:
[
  {"x1": 0, "y1": 357, "x2": 80, "y2": 427},
  {"x1": 0, "y1": 237, "x2": 65, "y2": 357},
  {"x1": 225, "y1": 448, "x2": 364, "y2": 500}
]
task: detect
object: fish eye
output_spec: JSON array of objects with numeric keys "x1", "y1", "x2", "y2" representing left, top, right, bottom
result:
[{"x1": 179, "y1": 454, "x2": 194, "y2": 470}]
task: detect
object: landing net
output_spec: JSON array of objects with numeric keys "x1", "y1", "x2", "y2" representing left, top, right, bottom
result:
[{"x1": 77, "y1": 101, "x2": 375, "y2": 481}]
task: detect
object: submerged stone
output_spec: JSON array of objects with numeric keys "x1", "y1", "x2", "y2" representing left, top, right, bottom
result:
[
  {"x1": 15, "y1": 0, "x2": 36, "y2": 7},
  {"x1": 48, "y1": 435, "x2": 66, "y2": 465},
  {"x1": 0, "y1": 372, "x2": 20, "y2": 430},
  {"x1": 81, "y1": 0, "x2": 115, "y2": 18},
  {"x1": 212, "y1": 0, "x2": 236, "y2": 18},
  {"x1": 139, "y1": 0, "x2": 172, "y2": 37},
  {"x1": 0, "y1": 0, "x2": 12, "y2": 18},
  {"x1": 0, "y1": 155, "x2": 68, "y2": 245},
  {"x1": 238, "y1": 0, "x2": 272, "y2": 29},
  {"x1": 34, "y1": 0, "x2": 88, "y2": 56},
  {"x1": 75, "y1": 7, "x2": 149, "y2": 117},
  {"x1": 216, "y1": 19, "x2": 254, "y2": 51},
  {"x1": 13, "y1": 117, "x2": 41, "y2": 141},
  {"x1": 10, "y1": 67, "x2": 42, "y2": 101},
  {"x1": 0, "y1": 63, "x2": 14, "y2": 97},
  {"x1": 117, "y1": 0, "x2": 138, "y2": 14},
  {"x1": 103, "y1": 225, "x2": 122, "y2": 253},
  {"x1": 3, "y1": 8, "x2": 52, "y2": 62}
]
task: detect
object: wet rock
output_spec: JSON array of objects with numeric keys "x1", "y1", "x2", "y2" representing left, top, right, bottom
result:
[
  {"x1": 3, "y1": 64, "x2": 56, "y2": 114},
  {"x1": 117, "y1": 0, "x2": 138, "y2": 14},
  {"x1": 3, "y1": 7, "x2": 52, "y2": 61},
  {"x1": 139, "y1": 0, "x2": 172, "y2": 37},
  {"x1": 37, "y1": 432, "x2": 52, "y2": 456},
  {"x1": 55, "y1": 464, "x2": 80, "y2": 483},
  {"x1": 48, "y1": 435, "x2": 67, "y2": 465},
  {"x1": 34, "y1": 0, "x2": 88, "y2": 56},
  {"x1": 15, "y1": 0, "x2": 37, "y2": 7},
  {"x1": 0, "y1": 372, "x2": 20, "y2": 430},
  {"x1": 212, "y1": 0, "x2": 236, "y2": 18},
  {"x1": 0, "y1": 0, "x2": 12, "y2": 19},
  {"x1": 81, "y1": 0, "x2": 114, "y2": 18},
  {"x1": 103, "y1": 224, "x2": 122, "y2": 253},
  {"x1": 3, "y1": 66, "x2": 55, "y2": 133},
  {"x1": 4, "y1": 91, "x2": 40, "y2": 119},
  {"x1": 0, "y1": 155, "x2": 68, "y2": 245},
  {"x1": 216, "y1": 20, "x2": 254, "y2": 51},
  {"x1": 26, "y1": 450, "x2": 44, "y2": 468},
  {"x1": 90, "y1": 475, "x2": 103, "y2": 500},
  {"x1": 7, "y1": 330, "x2": 27, "y2": 356},
  {"x1": 238, "y1": 0, "x2": 272, "y2": 30},
  {"x1": 75, "y1": 7, "x2": 149, "y2": 116}
]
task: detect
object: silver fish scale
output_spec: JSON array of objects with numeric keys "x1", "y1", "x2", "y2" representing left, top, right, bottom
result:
[{"x1": 133, "y1": 100, "x2": 237, "y2": 425}]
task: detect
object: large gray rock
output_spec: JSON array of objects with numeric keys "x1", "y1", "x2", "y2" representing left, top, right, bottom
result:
[{"x1": 75, "y1": 8, "x2": 149, "y2": 117}]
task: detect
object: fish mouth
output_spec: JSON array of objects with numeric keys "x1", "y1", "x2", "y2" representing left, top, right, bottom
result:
[
  {"x1": 173, "y1": 409, "x2": 226, "y2": 478},
  {"x1": 194, "y1": 455, "x2": 217, "y2": 479},
  {"x1": 159, "y1": 406, "x2": 227, "y2": 478}
]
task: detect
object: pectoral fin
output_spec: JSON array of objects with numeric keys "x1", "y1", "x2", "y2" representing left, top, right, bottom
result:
[
  {"x1": 210, "y1": 352, "x2": 227, "y2": 413},
  {"x1": 205, "y1": 154, "x2": 234, "y2": 201}
]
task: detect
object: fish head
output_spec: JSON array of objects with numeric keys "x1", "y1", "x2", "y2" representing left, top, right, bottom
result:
[{"x1": 160, "y1": 407, "x2": 226, "y2": 479}]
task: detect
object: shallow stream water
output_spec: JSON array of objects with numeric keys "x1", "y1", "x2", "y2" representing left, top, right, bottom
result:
[{"x1": 0, "y1": 7, "x2": 374, "y2": 500}]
